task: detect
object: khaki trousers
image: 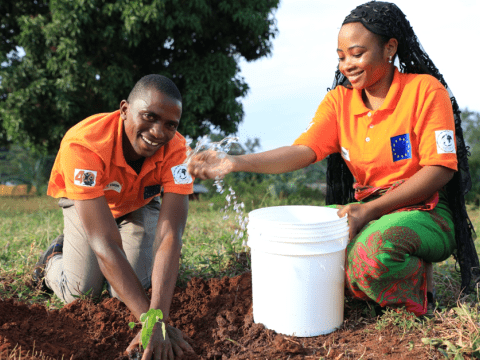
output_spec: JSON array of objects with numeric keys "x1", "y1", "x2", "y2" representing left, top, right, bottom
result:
[{"x1": 45, "y1": 197, "x2": 160, "y2": 303}]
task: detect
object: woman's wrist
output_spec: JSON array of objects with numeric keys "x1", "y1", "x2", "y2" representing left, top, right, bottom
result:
[
  {"x1": 226, "y1": 154, "x2": 237, "y2": 174},
  {"x1": 362, "y1": 200, "x2": 383, "y2": 222}
]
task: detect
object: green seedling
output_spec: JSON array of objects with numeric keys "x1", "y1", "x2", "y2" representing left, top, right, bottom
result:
[{"x1": 129, "y1": 309, "x2": 167, "y2": 350}]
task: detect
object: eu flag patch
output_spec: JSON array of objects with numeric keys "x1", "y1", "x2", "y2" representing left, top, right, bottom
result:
[
  {"x1": 144, "y1": 185, "x2": 161, "y2": 199},
  {"x1": 390, "y1": 134, "x2": 412, "y2": 162}
]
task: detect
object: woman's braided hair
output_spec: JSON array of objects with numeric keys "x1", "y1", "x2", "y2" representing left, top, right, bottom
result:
[{"x1": 326, "y1": 1, "x2": 479, "y2": 293}]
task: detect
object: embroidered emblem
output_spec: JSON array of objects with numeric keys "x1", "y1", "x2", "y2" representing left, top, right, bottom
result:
[
  {"x1": 390, "y1": 134, "x2": 412, "y2": 162},
  {"x1": 171, "y1": 164, "x2": 193, "y2": 185},
  {"x1": 144, "y1": 185, "x2": 161, "y2": 199},
  {"x1": 435, "y1": 130, "x2": 456, "y2": 154},
  {"x1": 74, "y1": 169, "x2": 97, "y2": 187},
  {"x1": 104, "y1": 181, "x2": 122, "y2": 193},
  {"x1": 341, "y1": 146, "x2": 350, "y2": 161}
]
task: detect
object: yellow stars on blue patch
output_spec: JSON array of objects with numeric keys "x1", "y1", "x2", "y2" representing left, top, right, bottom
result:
[{"x1": 390, "y1": 134, "x2": 412, "y2": 162}]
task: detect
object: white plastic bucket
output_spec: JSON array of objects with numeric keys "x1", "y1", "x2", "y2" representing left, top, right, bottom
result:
[{"x1": 247, "y1": 205, "x2": 348, "y2": 337}]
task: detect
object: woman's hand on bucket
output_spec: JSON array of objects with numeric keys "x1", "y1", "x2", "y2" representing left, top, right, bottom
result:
[
  {"x1": 337, "y1": 203, "x2": 375, "y2": 241},
  {"x1": 187, "y1": 150, "x2": 235, "y2": 180}
]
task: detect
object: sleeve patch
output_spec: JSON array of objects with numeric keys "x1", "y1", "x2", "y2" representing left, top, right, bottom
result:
[
  {"x1": 171, "y1": 164, "x2": 193, "y2": 185},
  {"x1": 74, "y1": 169, "x2": 97, "y2": 187},
  {"x1": 435, "y1": 130, "x2": 456, "y2": 154}
]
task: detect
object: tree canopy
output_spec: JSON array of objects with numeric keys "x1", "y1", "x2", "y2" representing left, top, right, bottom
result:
[{"x1": 0, "y1": 0, "x2": 279, "y2": 154}]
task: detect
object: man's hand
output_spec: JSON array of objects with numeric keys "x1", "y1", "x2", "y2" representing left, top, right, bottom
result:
[{"x1": 126, "y1": 324, "x2": 194, "y2": 359}]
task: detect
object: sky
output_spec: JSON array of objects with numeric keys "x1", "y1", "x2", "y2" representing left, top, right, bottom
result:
[{"x1": 236, "y1": 0, "x2": 480, "y2": 152}]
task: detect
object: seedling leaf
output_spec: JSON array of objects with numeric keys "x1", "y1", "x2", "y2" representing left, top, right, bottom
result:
[{"x1": 137, "y1": 309, "x2": 165, "y2": 350}]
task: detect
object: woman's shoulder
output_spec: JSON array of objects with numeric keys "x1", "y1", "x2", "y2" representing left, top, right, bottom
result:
[
  {"x1": 401, "y1": 72, "x2": 446, "y2": 93},
  {"x1": 324, "y1": 84, "x2": 355, "y2": 105}
]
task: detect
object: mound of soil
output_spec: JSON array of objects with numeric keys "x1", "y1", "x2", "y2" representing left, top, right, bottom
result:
[{"x1": 1, "y1": 272, "x2": 438, "y2": 359}]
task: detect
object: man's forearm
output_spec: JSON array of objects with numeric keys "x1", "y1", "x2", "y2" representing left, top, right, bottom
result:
[
  {"x1": 149, "y1": 235, "x2": 182, "y2": 321},
  {"x1": 94, "y1": 241, "x2": 150, "y2": 319}
]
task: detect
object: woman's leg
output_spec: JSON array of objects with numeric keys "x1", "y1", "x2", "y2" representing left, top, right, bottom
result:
[{"x1": 344, "y1": 200, "x2": 455, "y2": 315}]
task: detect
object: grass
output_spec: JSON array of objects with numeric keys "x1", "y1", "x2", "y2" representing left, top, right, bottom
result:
[{"x1": 1, "y1": 185, "x2": 480, "y2": 359}]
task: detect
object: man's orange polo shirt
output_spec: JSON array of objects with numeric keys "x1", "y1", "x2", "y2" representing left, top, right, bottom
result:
[
  {"x1": 294, "y1": 68, "x2": 458, "y2": 187},
  {"x1": 47, "y1": 110, "x2": 193, "y2": 218}
]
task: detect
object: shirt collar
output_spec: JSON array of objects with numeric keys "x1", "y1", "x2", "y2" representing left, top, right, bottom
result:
[{"x1": 351, "y1": 67, "x2": 402, "y2": 115}]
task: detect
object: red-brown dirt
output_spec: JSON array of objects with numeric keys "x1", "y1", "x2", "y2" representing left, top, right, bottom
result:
[{"x1": 1, "y1": 272, "x2": 446, "y2": 359}]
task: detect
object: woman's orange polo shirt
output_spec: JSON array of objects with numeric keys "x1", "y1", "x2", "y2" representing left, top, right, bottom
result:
[
  {"x1": 294, "y1": 68, "x2": 458, "y2": 187},
  {"x1": 47, "y1": 110, "x2": 193, "y2": 218}
]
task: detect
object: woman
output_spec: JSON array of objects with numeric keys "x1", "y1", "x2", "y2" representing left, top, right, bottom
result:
[{"x1": 188, "y1": 1, "x2": 479, "y2": 316}]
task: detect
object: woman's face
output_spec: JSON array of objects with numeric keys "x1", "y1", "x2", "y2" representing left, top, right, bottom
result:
[{"x1": 337, "y1": 22, "x2": 392, "y2": 92}]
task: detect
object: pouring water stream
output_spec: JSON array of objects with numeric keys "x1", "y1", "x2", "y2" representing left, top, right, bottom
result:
[{"x1": 185, "y1": 135, "x2": 248, "y2": 246}]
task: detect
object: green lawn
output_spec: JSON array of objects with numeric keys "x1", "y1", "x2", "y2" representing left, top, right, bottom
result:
[{"x1": 1, "y1": 188, "x2": 480, "y2": 358}]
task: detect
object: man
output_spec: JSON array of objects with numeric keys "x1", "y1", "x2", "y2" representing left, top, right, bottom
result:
[{"x1": 33, "y1": 74, "x2": 194, "y2": 359}]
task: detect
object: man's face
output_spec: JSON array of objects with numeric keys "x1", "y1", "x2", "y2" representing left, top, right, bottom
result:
[{"x1": 120, "y1": 89, "x2": 182, "y2": 162}]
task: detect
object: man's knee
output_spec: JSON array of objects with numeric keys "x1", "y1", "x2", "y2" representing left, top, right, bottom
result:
[{"x1": 61, "y1": 281, "x2": 104, "y2": 304}]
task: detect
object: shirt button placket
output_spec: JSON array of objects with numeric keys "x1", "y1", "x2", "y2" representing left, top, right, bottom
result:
[{"x1": 364, "y1": 112, "x2": 373, "y2": 153}]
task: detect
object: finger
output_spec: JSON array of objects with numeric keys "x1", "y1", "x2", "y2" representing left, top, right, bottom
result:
[
  {"x1": 159, "y1": 346, "x2": 168, "y2": 360},
  {"x1": 179, "y1": 340, "x2": 194, "y2": 354},
  {"x1": 126, "y1": 332, "x2": 141, "y2": 353},
  {"x1": 172, "y1": 333, "x2": 194, "y2": 353},
  {"x1": 167, "y1": 329, "x2": 186, "y2": 357},
  {"x1": 337, "y1": 207, "x2": 347, "y2": 218},
  {"x1": 142, "y1": 347, "x2": 154, "y2": 360},
  {"x1": 349, "y1": 224, "x2": 357, "y2": 241},
  {"x1": 126, "y1": 344, "x2": 137, "y2": 354},
  {"x1": 170, "y1": 340, "x2": 184, "y2": 358},
  {"x1": 168, "y1": 345, "x2": 175, "y2": 360}
]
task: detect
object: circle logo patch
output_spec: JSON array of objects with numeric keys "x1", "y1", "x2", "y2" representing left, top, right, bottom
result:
[{"x1": 435, "y1": 130, "x2": 456, "y2": 154}]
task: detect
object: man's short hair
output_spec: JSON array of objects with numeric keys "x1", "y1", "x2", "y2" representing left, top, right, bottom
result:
[{"x1": 127, "y1": 74, "x2": 182, "y2": 103}]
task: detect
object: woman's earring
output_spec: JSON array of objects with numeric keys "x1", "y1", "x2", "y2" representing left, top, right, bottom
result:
[{"x1": 388, "y1": 56, "x2": 393, "y2": 64}]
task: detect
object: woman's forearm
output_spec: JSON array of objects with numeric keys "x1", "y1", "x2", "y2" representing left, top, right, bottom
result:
[
  {"x1": 188, "y1": 144, "x2": 317, "y2": 179},
  {"x1": 365, "y1": 165, "x2": 455, "y2": 220},
  {"x1": 231, "y1": 145, "x2": 316, "y2": 174}
]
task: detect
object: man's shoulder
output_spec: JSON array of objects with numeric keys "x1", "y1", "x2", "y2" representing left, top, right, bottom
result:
[{"x1": 61, "y1": 111, "x2": 121, "y2": 159}]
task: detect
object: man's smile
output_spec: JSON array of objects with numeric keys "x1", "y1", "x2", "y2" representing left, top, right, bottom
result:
[{"x1": 141, "y1": 135, "x2": 160, "y2": 147}]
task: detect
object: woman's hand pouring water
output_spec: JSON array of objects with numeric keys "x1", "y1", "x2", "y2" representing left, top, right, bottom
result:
[{"x1": 187, "y1": 150, "x2": 235, "y2": 180}]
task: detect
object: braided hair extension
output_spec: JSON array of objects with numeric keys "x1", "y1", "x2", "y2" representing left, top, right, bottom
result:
[{"x1": 325, "y1": 1, "x2": 479, "y2": 293}]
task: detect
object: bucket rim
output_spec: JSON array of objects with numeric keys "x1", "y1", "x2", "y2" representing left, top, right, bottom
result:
[
  {"x1": 248, "y1": 205, "x2": 347, "y2": 226},
  {"x1": 248, "y1": 230, "x2": 350, "y2": 244}
]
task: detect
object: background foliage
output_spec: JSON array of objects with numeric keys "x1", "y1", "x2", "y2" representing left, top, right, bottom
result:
[
  {"x1": 462, "y1": 109, "x2": 480, "y2": 205},
  {"x1": 0, "y1": 0, "x2": 280, "y2": 154}
]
